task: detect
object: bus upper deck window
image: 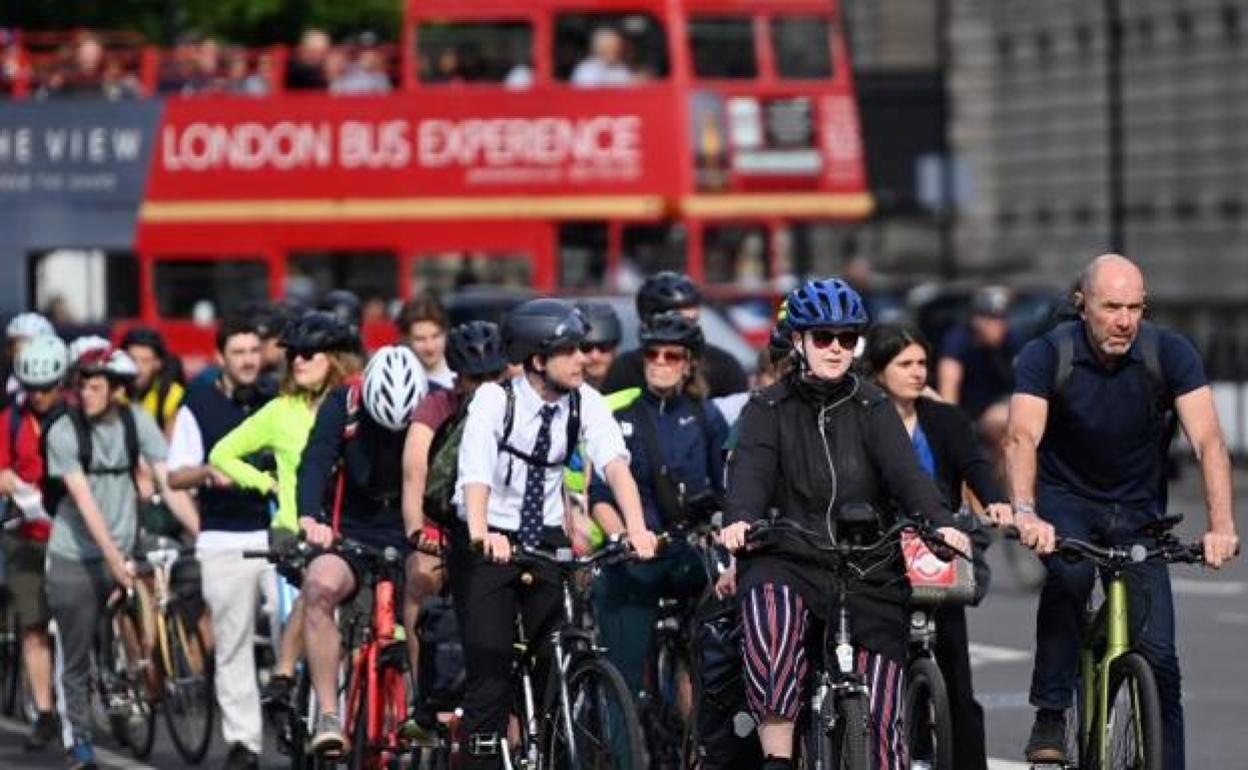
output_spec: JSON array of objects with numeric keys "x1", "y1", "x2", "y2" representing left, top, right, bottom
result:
[
  {"x1": 771, "y1": 16, "x2": 833, "y2": 79},
  {"x1": 688, "y1": 17, "x2": 757, "y2": 79},
  {"x1": 153, "y1": 259, "x2": 269, "y2": 320},
  {"x1": 555, "y1": 13, "x2": 668, "y2": 85},
  {"x1": 417, "y1": 22, "x2": 533, "y2": 85}
]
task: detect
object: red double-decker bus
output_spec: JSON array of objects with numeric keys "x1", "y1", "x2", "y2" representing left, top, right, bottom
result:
[{"x1": 1, "y1": 0, "x2": 869, "y2": 364}]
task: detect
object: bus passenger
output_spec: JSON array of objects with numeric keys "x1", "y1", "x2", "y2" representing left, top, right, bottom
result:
[{"x1": 571, "y1": 27, "x2": 636, "y2": 87}]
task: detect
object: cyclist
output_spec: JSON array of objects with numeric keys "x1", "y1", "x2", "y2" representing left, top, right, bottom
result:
[
  {"x1": 719, "y1": 278, "x2": 969, "y2": 770},
  {"x1": 590, "y1": 310, "x2": 729, "y2": 698},
  {"x1": 936, "y1": 285, "x2": 1020, "y2": 453},
  {"x1": 298, "y1": 344, "x2": 428, "y2": 757},
  {"x1": 601, "y1": 271, "x2": 749, "y2": 398},
  {"x1": 397, "y1": 292, "x2": 455, "y2": 389},
  {"x1": 0, "y1": 334, "x2": 70, "y2": 749},
  {"x1": 1006, "y1": 253, "x2": 1238, "y2": 768},
  {"x1": 450, "y1": 298, "x2": 658, "y2": 770},
  {"x1": 209, "y1": 311, "x2": 360, "y2": 707},
  {"x1": 573, "y1": 300, "x2": 623, "y2": 391},
  {"x1": 120, "y1": 326, "x2": 185, "y2": 437},
  {"x1": 45, "y1": 347, "x2": 197, "y2": 770},
  {"x1": 167, "y1": 316, "x2": 277, "y2": 770},
  {"x1": 863, "y1": 321, "x2": 1009, "y2": 770},
  {"x1": 3, "y1": 312, "x2": 56, "y2": 407},
  {"x1": 401, "y1": 321, "x2": 507, "y2": 722}
]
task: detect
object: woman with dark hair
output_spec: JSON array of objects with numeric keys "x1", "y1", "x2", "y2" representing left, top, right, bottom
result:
[{"x1": 862, "y1": 321, "x2": 1012, "y2": 770}]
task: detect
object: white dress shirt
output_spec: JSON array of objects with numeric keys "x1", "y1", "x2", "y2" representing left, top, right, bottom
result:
[{"x1": 455, "y1": 375, "x2": 629, "y2": 531}]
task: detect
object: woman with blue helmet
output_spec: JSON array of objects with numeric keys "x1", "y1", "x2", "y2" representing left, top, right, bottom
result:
[{"x1": 719, "y1": 278, "x2": 970, "y2": 770}]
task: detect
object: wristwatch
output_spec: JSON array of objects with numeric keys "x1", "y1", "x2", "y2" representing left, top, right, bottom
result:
[{"x1": 1015, "y1": 502, "x2": 1036, "y2": 516}]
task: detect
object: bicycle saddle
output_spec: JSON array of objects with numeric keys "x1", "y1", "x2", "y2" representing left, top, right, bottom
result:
[{"x1": 1136, "y1": 513, "x2": 1184, "y2": 539}]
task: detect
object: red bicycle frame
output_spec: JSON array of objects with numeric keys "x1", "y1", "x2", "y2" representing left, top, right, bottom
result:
[{"x1": 342, "y1": 558, "x2": 409, "y2": 769}]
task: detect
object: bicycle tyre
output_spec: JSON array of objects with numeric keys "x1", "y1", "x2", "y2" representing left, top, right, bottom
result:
[
  {"x1": 905, "y1": 658, "x2": 953, "y2": 770},
  {"x1": 285, "y1": 668, "x2": 314, "y2": 770},
  {"x1": 347, "y1": 657, "x2": 369, "y2": 770},
  {"x1": 652, "y1": 631, "x2": 695, "y2": 770},
  {"x1": 826, "y1": 692, "x2": 870, "y2": 770},
  {"x1": 0, "y1": 599, "x2": 21, "y2": 716},
  {"x1": 544, "y1": 655, "x2": 647, "y2": 770},
  {"x1": 161, "y1": 609, "x2": 216, "y2": 763},
  {"x1": 1098, "y1": 652, "x2": 1163, "y2": 770}
]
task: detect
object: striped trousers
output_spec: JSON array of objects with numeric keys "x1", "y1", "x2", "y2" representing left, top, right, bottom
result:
[{"x1": 740, "y1": 583, "x2": 908, "y2": 770}]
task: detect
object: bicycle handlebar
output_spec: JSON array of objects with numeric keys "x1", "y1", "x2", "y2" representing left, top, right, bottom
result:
[
  {"x1": 744, "y1": 517, "x2": 971, "y2": 563},
  {"x1": 1055, "y1": 537, "x2": 1205, "y2": 566}
]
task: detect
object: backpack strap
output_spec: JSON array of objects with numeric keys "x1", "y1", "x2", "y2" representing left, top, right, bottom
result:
[
  {"x1": 7, "y1": 406, "x2": 22, "y2": 467},
  {"x1": 342, "y1": 381, "x2": 363, "y2": 441},
  {"x1": 119, "y1": 405, "x2": 139, "y2": 474},
  {"x1": 67, "y1": 408, "x2": 93, "y2": 473},
  {"x1": 497, "y1": 379, "x2": 581, "y2": 487},
  {"x1": 155, "y1": 376, "x2": 173, "y2": 431},
  {"x1": 1052, "y1": 320, "x2": 1078, "y2": 405}
]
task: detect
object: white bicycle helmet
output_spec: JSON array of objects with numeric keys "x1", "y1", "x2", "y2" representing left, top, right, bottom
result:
[
  {"x1": 77, "y1": 347, "x2": 138, "y2": 382},
  {"x1": 15, "y1": 334, "x2": 69, "y2": 388},
  {"x1": 67, "y1": 334, "x2": 111, "y2": 362},
  {"x1": 362, "y1": 345, "x2": 427, "y2": 432},
  {"x1": 6, "y1": 312, "x2": 54, "y2": 340}
]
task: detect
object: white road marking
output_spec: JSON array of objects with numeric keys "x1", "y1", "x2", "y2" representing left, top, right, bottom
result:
[
  {"x1": 1172, "y1": 578, "x2": 1245, "y2": 597},
  {"x1": 969, "y1": 642, "x2": 1032, "y2": 667},
  {"x1": 0, "y1": 715, "x2": 159, "y2": 770},
  {"x1": 1216, "y1": 611, "x2": 1248, "y2": 625},
  {"x1": 988, "y1": 759, "x2": 1032, "y2": 770}
]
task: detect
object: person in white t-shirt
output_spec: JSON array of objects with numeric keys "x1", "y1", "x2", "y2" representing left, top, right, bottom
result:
[
  {"x1": 570, "y1": 27, "x2": 636, "y2": 87},
  {"x1": 396, "y1": 293, "x2": 455, "y2": 390}
]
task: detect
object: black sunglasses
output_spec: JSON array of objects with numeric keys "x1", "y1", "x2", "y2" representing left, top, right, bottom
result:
[
  {"x1": 808, "y1": 329, "x2": 860, "y2": 350},
  {"x1": 579, "y1": 342, "x2": 615, "y2": 355}
]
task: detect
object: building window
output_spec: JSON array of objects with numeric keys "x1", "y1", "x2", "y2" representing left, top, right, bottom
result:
[
  {"x1": 1034, "y1": 204, "x2": 1055, "y2": 226},
  {"x1": 1173, "y1": 198, "x2": 1199, "y2": 222},
  {"x1": 1174, "y1": 10, "x2": 1196, "y2": 43},
  {"x1": 153, "y1": 259, "x2": 269, "y2": 320},
  {"x1": 996, "y1": 35, "x2": 1014, "y2": 63},
  {"x1": 997, "y1": 207, "x2": 1019, "y2": 229},
  {"x1": 1034, "y1": 30, "x2": 1053, "y2": 60},
  {"x1": 558, "y1": 223, "x2": 609, "y2": 289},
  {"x1": 1222, "y1": 4, "x2": 1241, "y2": 41},
  {"x1": 689, "y1": 17, "x2": 757, "y2": 79},
  {"x1": 288, "y1": 250, "x2": 397, "y2": 307},
  {"x1": 1072, "y1": 204, "x2": 1096, "y2": 225},
  {"x1": 28, "y1": 250, "x2": 139, "y2": 323},
  {"x1": 1075, "y1": 24, "x2": 1094, "y2": 55}
]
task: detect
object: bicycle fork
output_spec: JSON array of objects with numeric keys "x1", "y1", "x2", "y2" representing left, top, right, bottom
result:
[{"x1": 1091, "y1": 577, "x2": 1133, "y2": 769}]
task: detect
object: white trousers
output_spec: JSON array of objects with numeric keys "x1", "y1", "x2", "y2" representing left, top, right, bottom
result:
[{"x1": 199, "y1": 542, "x2": 277, "y2": 753}]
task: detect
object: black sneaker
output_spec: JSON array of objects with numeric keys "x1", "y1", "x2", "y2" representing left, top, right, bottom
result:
[
  {"x1": 222, "y1": 742, "x2": 260, "y2": 770},
  {"x1": 24, "y1": 710, "x2": 60, "y2": 751},
  {"x1": 1025, "y1": 709, "x2": 1068, "y2": 763},
  {"x1": 261, "y1": 673, "x2": 295, "y2": 710}
]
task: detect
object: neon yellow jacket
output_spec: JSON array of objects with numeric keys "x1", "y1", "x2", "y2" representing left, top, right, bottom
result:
[{"x1": 208, "y1": 393, "x2": 318, "y2": 533}]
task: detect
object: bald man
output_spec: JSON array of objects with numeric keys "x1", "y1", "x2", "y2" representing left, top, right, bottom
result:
[{"x1": 1001, "y1": 253, "x2": 1238, "y2": 767}]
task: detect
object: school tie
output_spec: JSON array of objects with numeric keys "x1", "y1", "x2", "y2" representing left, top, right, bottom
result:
[{"x1": 518, "y1": 404, "x2": 558, "y2": 547}]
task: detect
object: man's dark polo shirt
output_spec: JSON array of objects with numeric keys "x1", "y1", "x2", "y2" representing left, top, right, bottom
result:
[{"x1": 1014, "y1": 321, "x2": 1206, "y2": 507}]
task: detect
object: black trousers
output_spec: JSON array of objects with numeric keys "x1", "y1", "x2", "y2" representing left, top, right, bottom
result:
[
  {"x1": 933, "y1": 605, "x2": 987, "y2": 770},
  {"x1": 448, "y1": 525, "x2": 568, "y2": 770}
]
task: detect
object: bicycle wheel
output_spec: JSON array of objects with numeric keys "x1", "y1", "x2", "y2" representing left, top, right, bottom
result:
[
  {"x1": 824, "y1": 692, "x2": 869, "y2": 770},
  {"x1": 160, "y1": 608, "x2": 216, "y2": 763},
  {"x1": 0, "y1": 598, "x2": 21, "y2": 716},
  {"x1": 651, "y1": 633, "x2": 695, "y2": 770},
  {"x1": 113, "y1": 610, "x2": 159, "y2": 758},
  {"x1": 545, "y1": 655, "x2": 647, "y2": 770},
  {"x1": 905, "y1": 658, "x2": 952, "y2": 770},
  {"x1": 1099, "y1": 653, "x2": 1163, "y2": 770}
]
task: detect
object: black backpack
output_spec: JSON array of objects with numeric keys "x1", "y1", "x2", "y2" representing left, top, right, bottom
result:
[
  {"x1": 422, "y1": 397, "x2": 473, "y2": 528},
  {"x1": 692, "y1": 594, "x2": 761, "y2": 770},
  {"x1": 41, "y1": 405, "x2": 140, "y2": 516}
]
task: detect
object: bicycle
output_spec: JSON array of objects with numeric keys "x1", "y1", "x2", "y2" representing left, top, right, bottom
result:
[
  {"x1": 249, "y1": 537, "x2": 412, "y2": 770},
  {"x1": 90, "y1": 580, "x2": 159, "y2": 759},
  {"x1": 644, "y1": 521, "x2": 728, "y2": 770},
  {"x1": 131, "y1": 539, "x2": 216, "y2": 763},
  {"x1": 741, "y1": 510, "x2": 967, "y2": 770},
  {"x1": 904, "y1": 610, "x2": 951, "y2": 770},
  {"x1": 1011, "y1": 514, "x2": 1205, "y2": 770},
  {"x1": 479, "y1": 536, "x2": 647, "y2": 770}
]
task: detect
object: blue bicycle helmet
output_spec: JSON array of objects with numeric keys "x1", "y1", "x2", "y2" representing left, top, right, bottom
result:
[{"x1": 784, "y1": 278, "x2": 868, "y2": 331}]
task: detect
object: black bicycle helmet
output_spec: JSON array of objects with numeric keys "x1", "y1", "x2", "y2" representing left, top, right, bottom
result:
[
  {"x1": 504, "y1": 299, "x2": 588, "y2": 363},
  {"x1": 279, "y1": 311, "x2": 358, "y2": 355},
  {"x1": 119, "y1": 326, "x2": 167, "y2": 357},
  {"x1": 318, "y1": 289, "x2": 363, "y2": 328},
  {"x1": 639, "y1": 310, "x2": 704, "y2": 353},
  {"x1": 636, "y1": 271, "x2": 702, "y2": 322},
  {"x1": 446, "y1": 321, "x2": 507, "y2": 376},
  {"x1": 574, "y1": 300, "x2": 623, "y2": 348}
]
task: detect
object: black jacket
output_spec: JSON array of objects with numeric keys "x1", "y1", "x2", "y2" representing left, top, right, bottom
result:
[
  {"x1": 725, "y1": 373, "x2": 953, "y2": 662},
  {"x1": 602, "y1": 343, "x2": 749, "y2": 399},
  {"x1": 914, "y1": 398, "x2": 1006, "y2": 510}
]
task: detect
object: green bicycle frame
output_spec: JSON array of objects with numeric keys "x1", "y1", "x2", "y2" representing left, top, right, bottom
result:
[{"x1": 1077, "y1": 573, "x2": 1134, "y2": 768}]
